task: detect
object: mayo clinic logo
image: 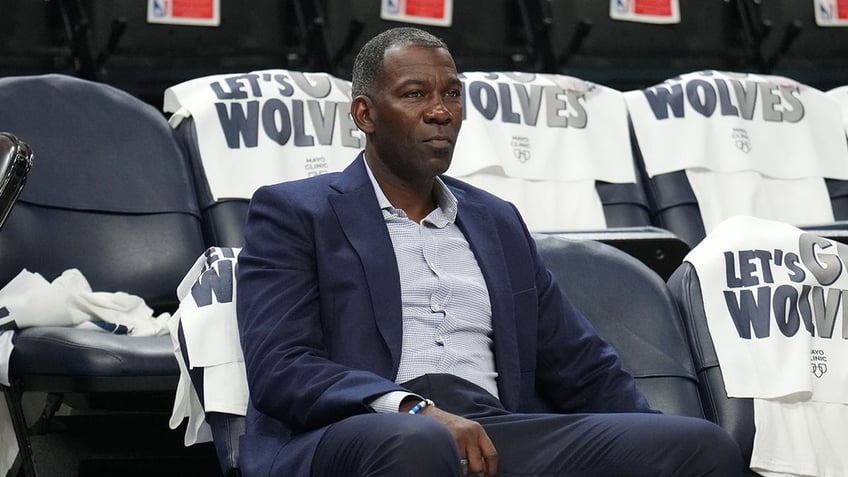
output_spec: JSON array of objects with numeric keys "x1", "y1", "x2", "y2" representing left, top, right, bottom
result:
[
  {"x1": 732, "y1": 128, "x2": 751, "y2": 153},
  {"x1": 511, "y1": 136, "x2": 531, "y2": 164},
  {"x1": 811, "y1": 349, "x2": 828, "y2": 378}
]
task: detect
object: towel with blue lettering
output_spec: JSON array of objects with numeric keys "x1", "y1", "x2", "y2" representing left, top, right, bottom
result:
[{"x1": 686, "y1": 216, "x2": 848, "y2": 476}]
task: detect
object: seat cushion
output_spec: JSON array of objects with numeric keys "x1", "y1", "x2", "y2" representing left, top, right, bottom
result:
[{"x1": 10, "y1": 327, "x2": 177, "y2": 377}]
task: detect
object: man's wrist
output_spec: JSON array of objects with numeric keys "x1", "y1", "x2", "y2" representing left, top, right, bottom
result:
[
  {"x1": 406, "y1": 398, "x2": 435, "y2": 414},
  {"x1": 399, "y1": 395, "x2": 434, "y2": 413}
]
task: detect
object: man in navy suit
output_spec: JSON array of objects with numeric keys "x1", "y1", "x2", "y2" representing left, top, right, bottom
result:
[{"x1": 236, "y1": 27, "x2": 742, "y2": 477}]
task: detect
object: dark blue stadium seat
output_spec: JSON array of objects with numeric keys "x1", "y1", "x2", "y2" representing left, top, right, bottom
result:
[
  {"x1": 0, "y1": 74, "x2": 208, "y2": 476},
  {"x1": 535, "y1": 234, "x2": 705, "y2": 417},
  {"x1": 667, "y1": 261, "x2": 759, "y2": 477}
]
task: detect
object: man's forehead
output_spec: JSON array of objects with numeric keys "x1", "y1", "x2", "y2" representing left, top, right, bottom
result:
[{"x1": 380, "y1": 45, "x2": 458, "y2": 80}]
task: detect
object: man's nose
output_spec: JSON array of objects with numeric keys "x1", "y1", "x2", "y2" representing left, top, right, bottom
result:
[{"x1": 424, "y1": 98, "x2": 452, "y2": 124}]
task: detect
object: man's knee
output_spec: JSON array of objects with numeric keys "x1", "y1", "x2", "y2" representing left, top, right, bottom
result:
[
  {"x1": 382, "y1": 416, "x2": 460, "y2": 466},
  {"x1": 313, "y1": 414, "x2": 462, "y2": 477},
  {"x1": 659, "y1": 417, "x2": 743, "y2": 476}
]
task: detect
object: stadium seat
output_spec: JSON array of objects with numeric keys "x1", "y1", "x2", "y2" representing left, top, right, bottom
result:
[
  {"x1": 667, "y1": 261, "x2": 760, "y2": 477},
  {"x1": 625, "y1": 70, "x2": 848, "y2": 248},
  {"x1": 172, "y1": 117, "x2": 251, "y2": 249},
  {"x1": 519, "y1": 0, "x2": 752, "y2": 90},
  {"x1": 0, "y1": 74, "x2": 208, "y2": 475},
  {"x1": 663, "y1": 216, "x2": 836, "y2": 476},
  {"x1": 534, "y1": 234, "x2": 705, "y2": 417}
]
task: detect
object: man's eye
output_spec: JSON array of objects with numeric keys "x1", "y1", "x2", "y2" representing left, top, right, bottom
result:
[
  {"x1": 405, "y1": 91, "x2": 422, "y2": 98},
  {"x1": 446, "y1": 90, "x2": 461, "y2": 97}
]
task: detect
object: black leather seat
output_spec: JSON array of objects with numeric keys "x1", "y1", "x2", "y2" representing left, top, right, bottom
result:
[
  {"x1": 534, "y1": 234, "x2": 705, "y2": 417},
  {"x1": 174, "y1": 116, "x2": 249, "y2": 249},
  {"x1": 0, "y1": 74, "x2": 207, "y2": 476},
  {"x1": 666, "y1": 261, "x2": 759, "y2": 477}
]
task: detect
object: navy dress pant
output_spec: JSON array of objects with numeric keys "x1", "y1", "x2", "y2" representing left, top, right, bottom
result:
[{"x1": 311, "y1": 374, "x2": 743, "y2": 477}]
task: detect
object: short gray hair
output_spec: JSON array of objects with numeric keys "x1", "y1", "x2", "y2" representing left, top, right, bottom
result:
[{"x1": 351, "y1": 27, "x2": 449, "y2": 98}]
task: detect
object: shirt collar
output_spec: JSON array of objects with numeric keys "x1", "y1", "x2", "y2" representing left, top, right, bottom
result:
[{"x1": 364, "y1": 155, "x2": 458, "y2": 224}]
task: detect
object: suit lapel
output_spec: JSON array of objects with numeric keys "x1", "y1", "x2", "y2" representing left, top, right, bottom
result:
[
  {"x1": 453, "y1": 191, "x2": 521, "y2": 410},
  {"x1": 328, "y1": 155, "x2": 404, "y2": 375}
]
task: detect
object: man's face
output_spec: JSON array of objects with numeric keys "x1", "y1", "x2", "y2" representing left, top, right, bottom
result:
[{"x1": 358, "y1": 44, "x2": 463, "y2": 183}]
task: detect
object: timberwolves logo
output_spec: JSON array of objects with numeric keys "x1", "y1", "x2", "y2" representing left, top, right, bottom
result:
[{"x1": 732, "y1": 128, "x2": 751, "y2": 154}]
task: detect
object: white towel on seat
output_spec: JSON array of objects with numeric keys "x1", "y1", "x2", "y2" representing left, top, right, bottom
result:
[
  {"x1": 169, "y1": 247, "x2": 248, "y2": 446},
  {"x1": 450, "y1": 72, "x2": 637, "y2": 231},
  {"x1": 625, "y1": 71, "x2": 848, "y2": 234},
  {"x1": 685, "y1": 216, "x2": 848, "y2": 476},
  {"x1": 163, "y1": 70, "x2": 363, "y2": 201}
]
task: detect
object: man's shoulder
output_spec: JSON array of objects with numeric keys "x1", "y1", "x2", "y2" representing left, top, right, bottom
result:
[{"x1": 254, "y1": 172, "x2": 342, "y2": 198}]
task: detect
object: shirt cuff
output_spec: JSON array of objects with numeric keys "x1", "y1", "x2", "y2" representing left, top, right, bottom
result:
[{"x1": 369, "y1": 391, "x2": 420, "y2": 413}]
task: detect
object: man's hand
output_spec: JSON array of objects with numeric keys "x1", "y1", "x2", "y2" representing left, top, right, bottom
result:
[
  {"x1": 424, "y1": 406, "x2": 498, "y2": 476},
  {"x1": 396, "y1": 398, "x2": 497, "y2": 477}
]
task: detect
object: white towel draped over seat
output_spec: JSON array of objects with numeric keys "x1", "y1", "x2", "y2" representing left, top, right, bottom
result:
[
  {"x1": 451, "y1": 72, "x2": 638, "y2": 231},
  {"x1": 625, "y1": 71, "x2": 848, "y2": 234}
]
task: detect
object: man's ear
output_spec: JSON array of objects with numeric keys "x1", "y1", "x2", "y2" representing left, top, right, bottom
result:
[{"x1": 351, "y1": 95, "x2": 375, "y2": 134}]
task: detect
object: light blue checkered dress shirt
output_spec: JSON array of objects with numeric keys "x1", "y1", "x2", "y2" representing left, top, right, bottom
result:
[{"x1": 365, "y1": 162, "x2": 498, "y2": 412}]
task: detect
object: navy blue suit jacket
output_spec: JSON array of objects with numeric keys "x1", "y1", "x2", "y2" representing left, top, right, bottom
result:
[{"x1": 235, "y1": 153, "x2": 650, "y2": 476}]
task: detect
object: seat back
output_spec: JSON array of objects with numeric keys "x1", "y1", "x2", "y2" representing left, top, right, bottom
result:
[
  {"x1": 534, "y1": 234, "x2": 704, "y2": 417},
  {"x1": 667, "y1": 261, "x2": 755, "y2": 471},
  {"x1": 0, "y1": 74, "x2": 205, "y2": 312},
  {"x1": 174, "y1": 117, "x2": 250, "y2": 248},
  {"x1": 625, "y1": 70, "x2": 848, "y2": 247}
]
